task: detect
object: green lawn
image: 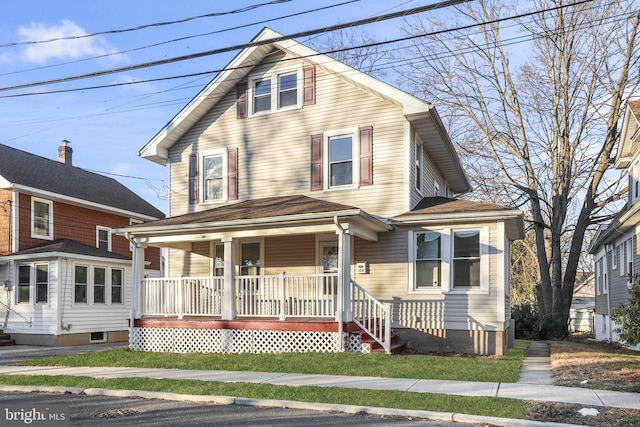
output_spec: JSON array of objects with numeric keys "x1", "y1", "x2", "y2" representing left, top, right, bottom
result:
[
  {"x1": 3, "y1": 344, "x2": 528, "y2": 420},
  {"x1": 0, "y1": 374, "x2": 527, "y2": 419},
  {"x1": 22, "y1": 347, "x2": 524, "y2": 383}
]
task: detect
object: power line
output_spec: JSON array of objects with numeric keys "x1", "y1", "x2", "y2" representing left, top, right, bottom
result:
[
  {"x1": 0, "y1": 0, "x2": 472, "y2": 93},
  {"x1": 0, "y1": 0, "x2": 362, "y2": 79},
  {"x1": 0, "y1": 0, "x2": 602, "y2": 100},
  {"x1": 0, "y1": 0, "x2": 294, "y2": 49}
]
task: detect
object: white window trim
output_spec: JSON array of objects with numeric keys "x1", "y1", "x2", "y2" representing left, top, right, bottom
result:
[
  {"x1": 408, "y1": 227, "x2": 489, "y2": 294},
  {"x1": 200, "y1": 148, "x2": 228, "y2": 204},
  {"x1": 613, "y1": 243, "x2": 618, "y2": 270},
  {"x1": 96, "y1": 226, "x2": 112, "y2": 251},
  {"x1": 434, "y1": 182, "x2": 440, "y2": 197},
  {"x1": 247, "y1": 66, "x2": 303, "y2": 117},
  {"x1": 92, "y1": 265, "x2": 107, "y2": 305},
  {"x1": 74, "y1": 263, "x2": 124, "y2": 306},
  {"x1": 111, "y1": 268, "x2": 124, "y2": 305},
  {"x1": 323, "y1": 126, "x2": 360, "y2": 191},
  {"x1": 16, "y1": 263, "x2": 49, "y2": 305},
  {"x1": 73, "y1": 264, "x2": 89, "y2": 305},
  {"x1": 31, "y1": 197, "x2": 53, "y2": 240}
]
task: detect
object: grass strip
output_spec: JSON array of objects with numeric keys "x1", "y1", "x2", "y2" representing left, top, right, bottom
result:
[
  {"x1": 0, "y1": 374, "x2": 527, "y2": 419},
  {"x1": 23, "y1": 347, "x2": 524, "y2": 383}
]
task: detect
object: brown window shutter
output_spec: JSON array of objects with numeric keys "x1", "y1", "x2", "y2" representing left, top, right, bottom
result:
[
  {"x1": 236, "y1": 82, "x2": 248, "y2": 119},
  {"x1": 189, "y1": 153, "x2": 199, "y2": 204},
  {"x1": 359, "y1": 126, "x2": 373, "y2": 186},
  {"x1": 303, "y1": 66, "x2": 316, "y2": 106},
  {"x1": 228, "y1": 148, "x2": 238, "y2": 201},
  {"x1": 310, "y1": 134, "x2": 323, "y2": 191}
]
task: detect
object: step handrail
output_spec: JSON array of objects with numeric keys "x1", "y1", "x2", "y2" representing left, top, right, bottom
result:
[
  {"x1": 0, "y1": 300, "x2": 32, "y2": 327},
  {"x1": 350, "y1": 280, "x2": 391, "y2": 354}
]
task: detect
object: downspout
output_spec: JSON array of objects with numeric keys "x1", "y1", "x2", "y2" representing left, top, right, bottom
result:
[{"x1": 334, "y1": 216, "x2": 345, "y2": 352}]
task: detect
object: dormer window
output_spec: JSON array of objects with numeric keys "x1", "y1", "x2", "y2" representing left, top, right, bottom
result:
[
  {"x1": 278, "y1": 73, "x2": 298, "y2": 108},
  {"x1": 253, "y1": 78, "x2": 271, "y2": 113}
]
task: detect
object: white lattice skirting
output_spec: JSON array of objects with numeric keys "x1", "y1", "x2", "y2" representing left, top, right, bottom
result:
[{"x1": 131, "y1": 327, "x2": 366, "y2": 354}]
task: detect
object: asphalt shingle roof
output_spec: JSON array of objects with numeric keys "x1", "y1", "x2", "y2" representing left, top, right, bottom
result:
[
  {"x1": 404, "y1": 197, "x2": 519, "y2": 215},
  {"x1": 10, "y1": 238, "x2": 130, "y2": 260},
  {"x1": 0, "y1": 143, "x2": 164, "y2": 219},
  {"x1": 127, "y1": 195, "x2": 359, "y2": 228}
]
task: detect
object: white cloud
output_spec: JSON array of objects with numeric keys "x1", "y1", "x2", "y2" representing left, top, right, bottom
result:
[{"x1": 17, "y1": 19, "x2": 116, "y2": 64}]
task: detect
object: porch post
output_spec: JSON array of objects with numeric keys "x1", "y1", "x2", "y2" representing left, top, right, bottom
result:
[
  {"x1": 221, "y1": 237, "x2": 237, "y2": 320},
  {"x1": 336, "y1": 222, "x2": 353, "y2": 323}
]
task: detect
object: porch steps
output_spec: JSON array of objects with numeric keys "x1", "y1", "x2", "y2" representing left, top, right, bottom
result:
[
  {"x1": 356, "y1": 328, "x2": 406, "y2": 355},
  {"x1": 0, "y1": 330, "x2": 15, "y2": 346}
]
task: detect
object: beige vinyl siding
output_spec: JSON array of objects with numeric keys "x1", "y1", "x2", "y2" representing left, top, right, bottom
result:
[
  {"x1": 409, "y1": 131, "x2": 447, "y2": 209},
  {"x1": 354, "y1": 223, "x2": 502, "y2": 329},
  {"x1": 168, "y1": 53, "x2": 408, "y2": 218},
  {"x1": 264, "y1": 235, "x2": 316, "y2": 274}
]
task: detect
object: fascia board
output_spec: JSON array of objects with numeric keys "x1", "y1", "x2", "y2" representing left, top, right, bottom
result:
[
  {"x1": 4, "y1": 252, "x2": 130, "y2": 264},
  {"x1": 615, "y1": 103, "x2": 640, "y2": 168},
  {"x1": 0, "y1": 174, "x2": 10, "y2": 188},
  {"x1": 12, "y1": 184, "x2": 160, "y2": 221}
]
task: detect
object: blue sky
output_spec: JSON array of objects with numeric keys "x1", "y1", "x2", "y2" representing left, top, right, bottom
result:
[{"x1": 0, "y1": 0, "x2": 421, "y2": 212}]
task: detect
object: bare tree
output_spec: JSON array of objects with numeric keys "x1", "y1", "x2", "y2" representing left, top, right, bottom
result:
[{"x1": 398, "y1": 0, "x2": 640, "y2": 337}]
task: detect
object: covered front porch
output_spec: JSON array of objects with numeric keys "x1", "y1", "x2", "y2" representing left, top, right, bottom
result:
[{"x1": 119, "y1": 196, "x2": 398, "y2": 354}]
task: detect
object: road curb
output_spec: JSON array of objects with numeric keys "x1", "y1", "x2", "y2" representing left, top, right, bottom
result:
[{"x1": 0, "y1": 385, "x2": 585, "y2": 427}]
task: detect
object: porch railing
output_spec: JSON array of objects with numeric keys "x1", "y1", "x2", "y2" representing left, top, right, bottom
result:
[
  {"x1": 350, "y1": 280, "x2": 392, "y2": 354},
  {"x1": 141, "y1": 273, "x2": 338, "y2": 319}
]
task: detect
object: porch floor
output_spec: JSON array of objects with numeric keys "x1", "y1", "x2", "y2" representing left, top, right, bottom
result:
[{"x1": 134, "y1": 317, "x2": 363, "y2": 333}]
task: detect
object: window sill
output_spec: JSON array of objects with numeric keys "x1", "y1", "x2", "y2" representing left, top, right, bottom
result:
[
  {"x1": 249, "y1": 104, "x2": 302, "y2": 118},
  {"x1": 447, "y1": 288, "x2": 490, "y2": 295},
  {"x1": 409, "y1": 288, "x2": 445, "y2": 294}
]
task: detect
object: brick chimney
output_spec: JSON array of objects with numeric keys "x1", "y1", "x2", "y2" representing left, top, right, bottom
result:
[{"x1": 58, "y1": 140, "x2": 72, "y2": 166}]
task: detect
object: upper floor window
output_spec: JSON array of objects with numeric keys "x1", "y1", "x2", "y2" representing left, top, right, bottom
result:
[
  {"x1": 415, "y1": 138, "x2": 423, "y2": 193},
  {"x1": 96, "y1": 226, "x2": 112, "y2": 251},
  {"x1": 249, "y1": 68, "x2": 302, "y2": 116},
  {"x1": 31, "y1": 198, "x2": 53, "y2": 240},
  {"x1": 329, "y1": 134, "x2": 353, "y2": 187},
  {"x1": 203, "y1": 153, "x2": 224, "y2": 201}
]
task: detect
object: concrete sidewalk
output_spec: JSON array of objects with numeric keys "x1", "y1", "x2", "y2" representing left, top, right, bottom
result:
[{"x1": 0, "y1": 340, "x2": 638, "y2": 426}]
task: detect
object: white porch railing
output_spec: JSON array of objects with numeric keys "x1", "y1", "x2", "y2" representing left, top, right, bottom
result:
[
  {"x1": 142, "y1": 276, "x2": 224, "y2": 318},
  {"x1": 350, "y1": 280, "x2": 392, "y2": 354},
  {"x1": 141, "y1": 273, "x2": 338, "y2": 319}
]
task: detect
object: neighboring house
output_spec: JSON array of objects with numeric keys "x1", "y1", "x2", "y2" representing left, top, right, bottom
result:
[
  {"x1": 569, "y1": 272, "x2": 594, "y2": 333},
  {"x1": 118, "y1": 28, "x2": 524, "y2": 356},
  {"x1": 0, "y1": 142, "x2": 164, "y2": 346},
  {"x1": 589, "y1": 99, "x2": 640, "y2": 349}
]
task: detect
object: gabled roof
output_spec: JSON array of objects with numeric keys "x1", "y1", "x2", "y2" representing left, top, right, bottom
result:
[
  {"x1": 7, "y1": 238, "x2": 130, "y2": 260},
  {"x1": 138, "y1": 27, "x2": 470, "y2": 194},
  {"x1": 615, "y1": 99, "x2": 640, "y2": 168},
  {"x1": 0, "y1": 143, "x2": 164, "y2": 220},
  {"x1": 394, "y1": 197, "x2": 525, "y2": 240}
]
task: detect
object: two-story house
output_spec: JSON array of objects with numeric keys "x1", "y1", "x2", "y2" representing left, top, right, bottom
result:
[
  {"x1": 118, "y1": 28, "x2": 524, "y2": 355},
  {"x1": 589, "y1": 99, "x2": 640, "y2": 349},
  {"x1": 0, "y1": 142, "x2": 164, "y2": 346}
]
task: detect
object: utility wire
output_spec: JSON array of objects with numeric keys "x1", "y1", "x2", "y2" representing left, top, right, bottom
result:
[
  {"x1": 0, "y1": 0, "x2": 294, "y2": 48},
  {"x1": 0, "y1": 0, "x2": 601, "y2": 99},
  {"x1": 0, "y1": 0, "x2": 472, "y2": 93},
  {"x1": 0, "y1": 0, "x2": 361, "y2": 78}
]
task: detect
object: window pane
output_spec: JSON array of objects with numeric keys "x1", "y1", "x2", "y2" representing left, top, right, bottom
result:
[
  {"x1": 112, "y1": 269, "x2": 123, "y2": 304},
  {"x1": 330, "y1": 162, "x2": 352, "y2": 186},
  {"x1": 94, "y1": 267, "x2": 105, "y2": 304},
  {"x1": 279, "y1": 74, "x2": 297, "y2": 107},
  {"x1": 36, "y1": 264, "x2": 48, "y2": 303},
  {"x1": 18, "y1": 265, "x2": 30, "y2": 303},
  {"x1": 204, "y1": 155, "x2": 223, "y2": 200},
  {"x1": 240, "y1": 242, "x2": 260, "y2": 276},
  {"x1": 75, "y1": 266, "x2": 87, "y2": 303},
  {"x1": 454, "y1": 231, "x2": 480, "y2": 257},
  {"x1": 416, "y1": 260, "x2": 441, "y2": 287},
  {"x1": 453, "y1": 258, "x2": 480, "y2": 287},
  {"x1": 98, "y1": 229, "x2": 110, "y2": 250},
  {"x1": 417, "y1": 232, "x2": 440, "y2": 259},
  {"x1": 33, "y1": 201, "x2": 50, "y2": 236},
  {"x1": 330, "y1": 136, "x2": 352, "y2": 162},
  {"x1": 254, "y1": 79, "x2": 271, "y2": 112}
]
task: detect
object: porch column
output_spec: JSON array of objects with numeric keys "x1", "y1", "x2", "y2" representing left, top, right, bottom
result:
[
  {"x1": 221, "y1": 237, "x2": 237, "y2": 320},
  {"x1": 129, "y1": 242, "x2": 146, "y2": 349},
  {"x1": 336, "y1": 223, "x2": 353, "y2": 322}
]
